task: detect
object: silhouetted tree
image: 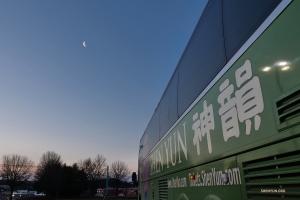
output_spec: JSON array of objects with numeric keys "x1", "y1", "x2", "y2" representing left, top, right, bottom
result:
[
  {"x1": 34, "y1": 151, "x2": 62, "y2": 197},
  {"x1": 0, "y1": 154, "x2": 34, "y2": 200},
  {"x1": 78, "y1": 154, "x2": 106, "y2": 195},
  {"x1": 58, "y1": 163, "x2": 87, "y2": 197},
  {"x1": 109, "y1": 161, "x2": 129, "y2": 196}
]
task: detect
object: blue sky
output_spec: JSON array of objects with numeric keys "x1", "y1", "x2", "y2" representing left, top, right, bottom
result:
[{"x1": 0, "y1": 1, "x2": 207, "y2": 172}]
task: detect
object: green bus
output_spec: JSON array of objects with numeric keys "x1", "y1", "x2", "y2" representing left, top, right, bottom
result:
[{"x1": 138, "y1": 0, "x2": 300, "y2": 200}]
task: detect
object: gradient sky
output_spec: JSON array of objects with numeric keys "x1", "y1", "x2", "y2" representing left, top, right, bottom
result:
[{"x1": 0, "y1": 1, "x2": 207, "y2": 173}]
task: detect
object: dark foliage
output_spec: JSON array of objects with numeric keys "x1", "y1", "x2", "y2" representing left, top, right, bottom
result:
[
  {"x1": 34, "y1": 155, "x2": 62, "y2": 196},
  {"x1": 57, "y1": 164, "x2": 87, "y2": 197},
  {"x1": 34, "y1": 151, "x2": 87, "y2": 197}
]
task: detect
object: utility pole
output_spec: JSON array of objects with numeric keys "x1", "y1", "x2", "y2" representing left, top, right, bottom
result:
[{"x1": 106, "y1": 166, "x2": 109, "y2": 197}]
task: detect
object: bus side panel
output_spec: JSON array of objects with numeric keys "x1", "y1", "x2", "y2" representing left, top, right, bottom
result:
[
  {"x1": 238, "y1": 137, "x2": 300, "y2": 200},
  {"x1": 148, "y1": 0, "x2": 300, "y2": 180},
  {"x1": 140, "y1": 181, "x2": 149, "y2": 200},
  {"x1": 165, "y1": 156, "x2": 241, "y2": 200},
  {"x1": 139, "y1": 155, "x2": 151, "y2": 200}
]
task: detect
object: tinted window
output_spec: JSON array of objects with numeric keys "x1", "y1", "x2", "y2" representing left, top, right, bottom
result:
[
  {"x1": 159, "y1": 70, "x2": 179, "y2": 139},
  {"x1": 139, "y1": 135, "x2": 144, "y2": 159},
  {"x1": 223, "y1": 0, "x2": 281, "y2": 60},
  {"x1": 139, "y1": 133, "x2": 149, "y2": 159},
  {"x1": 177, "y1": 0, "x2": 226, "y2": 116},
  {"x1": 144, "y1": 106, "x2": 160, "y2": 154}
]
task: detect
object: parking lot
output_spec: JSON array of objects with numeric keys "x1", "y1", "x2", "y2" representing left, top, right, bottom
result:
[{"x1": 0, "y1": 193, "x2": 38, "y2": 200}]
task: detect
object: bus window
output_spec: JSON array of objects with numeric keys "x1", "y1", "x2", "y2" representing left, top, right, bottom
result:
[
  {"x1": 159, "y1": 69, "x2": 178, "y2": 139},
  {"x1": 177, "y1": 0, "x2": 226, "y2": 116},
  {"x1": 222, "y1": 0, "x2": 281, "y2": 60}
]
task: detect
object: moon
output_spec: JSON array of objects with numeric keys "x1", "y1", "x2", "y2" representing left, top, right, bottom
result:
[{"x1": 83, "y1": 41, "x2": 86, "y2": 47}]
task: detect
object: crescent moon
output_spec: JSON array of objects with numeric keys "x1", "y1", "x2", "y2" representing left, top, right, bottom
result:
[{"x1": 83, "y1": 41, "x2": 86, "y2": 47}]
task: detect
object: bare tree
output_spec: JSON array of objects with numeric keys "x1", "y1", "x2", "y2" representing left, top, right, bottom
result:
[
  {"x1": 38, "y1": 151, "x2": 62, "y2": 168},
  {"x1": 78, "y1": 154, "x2": 106, "y2": 195},
  {"x1": 34, "y1": 151, "x2": 63, "y2": 197},
  {"x1": 0, "y1": 154, "x2": 34, "y2": 200},
  {"x1": 109, "y1": 161, "x2": 130, "y2": 196}
]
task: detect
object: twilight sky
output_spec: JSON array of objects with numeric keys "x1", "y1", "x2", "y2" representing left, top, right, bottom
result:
[{"x1": 0, "y1": 0, "x2": 207, "y2": 173}]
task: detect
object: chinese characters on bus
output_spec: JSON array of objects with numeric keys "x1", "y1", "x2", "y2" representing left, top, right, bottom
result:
[
  {"x1": 192, "y1": 60, "x2": 264, "y2": 155},
  {"x1": 192, "y1": 101, "x2": 215, "y2": 155}
]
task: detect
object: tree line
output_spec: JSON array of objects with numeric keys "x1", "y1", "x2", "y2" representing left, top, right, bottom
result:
[{"x1": 0, "y1": 152, "x2": 131, "y2": 200}]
